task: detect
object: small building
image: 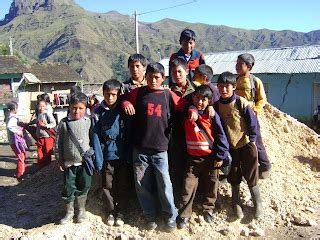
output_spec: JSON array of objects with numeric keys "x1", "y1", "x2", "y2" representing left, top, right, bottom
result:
[
  {"x1": 0, "y1": 55, "x2": 28, "y2": 107},
  {"x1": 20, "y1": 63, "x2": 82, "y2": 93},
  {"x1": 160, "y1": 45, "x2": 320, "y2": 122}
]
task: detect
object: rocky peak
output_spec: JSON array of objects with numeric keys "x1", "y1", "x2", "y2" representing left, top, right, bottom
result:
[{"x1": 2, "y1": 0, "x2": 75, "y2": 24}]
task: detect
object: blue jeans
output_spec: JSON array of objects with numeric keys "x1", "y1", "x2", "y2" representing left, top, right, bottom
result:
[{"x1": 133, "y1": 147, "x2": 177, "y2": 222}]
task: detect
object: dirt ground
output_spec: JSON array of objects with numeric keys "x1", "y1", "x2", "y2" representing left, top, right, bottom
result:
[{"x1": 0, "y1": 104, "x2": 319, "y2": 239}]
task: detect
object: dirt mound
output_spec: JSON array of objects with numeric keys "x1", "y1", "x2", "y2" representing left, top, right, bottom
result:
[{"x1": 0, "y1": 104, "x2": 319, "y2": 239}]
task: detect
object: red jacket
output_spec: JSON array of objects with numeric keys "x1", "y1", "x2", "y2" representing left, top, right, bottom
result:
[{"x1": 184, "y1": 115, "x2": 213, "y2": 156}]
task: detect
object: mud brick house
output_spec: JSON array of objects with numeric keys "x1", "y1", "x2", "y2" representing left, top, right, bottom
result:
[{"x1": 0, "y1": 55, "x2": 28, "y2": 107}]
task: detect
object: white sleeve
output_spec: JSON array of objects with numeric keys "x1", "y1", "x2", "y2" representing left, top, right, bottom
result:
[{"x1": 7, "y1": 117, "x2": 20, "y2": 134}]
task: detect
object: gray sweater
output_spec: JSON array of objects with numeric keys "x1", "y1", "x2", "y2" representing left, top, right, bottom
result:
[
  {"x1": 55, "y1": 116, "x2": 91, "y2": 167},
  {"x1": 30, "y1": 112, "x2": 57, "y2": 138}
]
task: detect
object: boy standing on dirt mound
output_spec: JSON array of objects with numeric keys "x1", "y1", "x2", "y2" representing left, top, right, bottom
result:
[
  {"x1": 122, "y1": 63, "x2": 188, "y2": 231},
  {"x1": 177, "y1": 85, "x2": 229, "y2": 229},
  {"x1": 216, "y1": 72, "x2": 264, "y2": 219},
  {"x1": 55, "y1": 92, "x2": 93, "y2": 224},
  {"x1": 92, "y1": 79, "x2": 132, "y2": 227},
  {"x1": 235, "y1": 53, "x2": 271, "y2": 179}
]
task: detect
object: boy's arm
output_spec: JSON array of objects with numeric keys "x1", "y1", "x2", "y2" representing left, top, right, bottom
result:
[
  {"x1": 91, "y1": 115, "x2": 104, "y2": 171},
  {"x1": 211, "y1": 113, "x2": 230, "y2": 162},
  {"x1": 253, "y1": 77, "x2": 267, "y2": 114},
  {"x1": 242, "y1": 103, "x2": 258, "y2": 142},
  {"x1": 121, "y1": 87, "x2": 140, "y2": 115},
  {"x1": 199, "y1": 51, "x2": 205, "y2": 65},
  {"x1": 46, "y1": 112, "x2": 56, "y2": 129}
]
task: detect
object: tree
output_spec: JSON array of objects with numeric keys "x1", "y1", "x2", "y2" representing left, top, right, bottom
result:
[{"x1": 0, "y1": 43, "x2": 10, "y2": 55}]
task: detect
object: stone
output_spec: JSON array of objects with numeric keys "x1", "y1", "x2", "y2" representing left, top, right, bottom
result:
[
  {"x1": 240, "y1": 228, "x2": 249, "y2": 237},
  {"x1": 220, "y1": 227, "x2": 232, "y2": 236},
  {"x1": 292, "y1": 215, "x2": 305, "y2": 225},
  {"x1": 115, "y1": 234, "x2": 128, "y2": 240},
  {"x1": 181, "y1": 237, "x2": 190, "y2": 240},
  {"x1": 305, "y1": 207, "x2": 316, "y2": 213},
  {"x1": 251, "y1": 228, "x2": 265, "y2": 237},
  {"x1": 306, "y1": 220, "x2": 317, "y2": 226},
  {"x1": 283, "y1": 125, "x2": 290, "y2": 133}
]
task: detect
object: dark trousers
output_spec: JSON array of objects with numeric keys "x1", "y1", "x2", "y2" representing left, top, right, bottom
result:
[
  {"x1": 62, "y1": 165, "x2": 92, "y2": 203},
  {"x1": 169, "y1": 138, "x2": 187, "y2": 203},
  {"x1": 256, "y1": 120, "x2": 271, "y2": 171},
  {"x1": 102, "y1": 160, "x2": 130, "y2": 214},
  {"x1": 179, "y1": 156, "x2": 219, "y2": 218},
  {"x1": 228, "y1": 142, "x2": 259, "y2": 187}
]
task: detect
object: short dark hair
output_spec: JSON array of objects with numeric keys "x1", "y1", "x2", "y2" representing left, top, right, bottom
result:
[
  {"x1": 195, "y1": 64, "x2": 213, "y2": 82},
  {"x1": 193, "y1": 85, "x2": 213, "y2": 100},
  {"x1": 37, "y1": 93, "x2": 51, "y2": 104},
  {"x1": 179, "y1": 29, "x2": 196, "y2": 44},
  {"x1": 6, "y1": 101, "x2": 18, "y2": 111},
  {"x1": 146, "y1": 62, "x2": 165, "y2": 77},
  {"x1": 70, "y1": 85, "x2": 82, "y2": 95},
  {"x1": 127, "y1": 53, "x2": 148, "y2": 68},
  {"x1": 170, "y1": 58, "x2": 188, "y2": 71},
  {"x1": 69, "y1": 92, "x2": 88, "y2": 106},
  {"x1": 238, "y1": 53, "x2": 255, "y2": 67},
  {"x1": 217, "y1": 71, "x2": 237, "y2": 85},
  {"x1": 102, "y1": 79, "x2": 122, "y2": 93}
]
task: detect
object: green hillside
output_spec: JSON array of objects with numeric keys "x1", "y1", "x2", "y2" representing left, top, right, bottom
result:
[{"x1": 0, "y1": 0, "x2": 319, "y2": 82}]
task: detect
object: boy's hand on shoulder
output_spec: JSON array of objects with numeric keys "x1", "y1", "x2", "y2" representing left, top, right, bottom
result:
[
  {"x1": 124, "y1": 103, "x2": 136, "y2": 115},
  {"x1": 213, "y1": 160, "x2": 223, "y2": 168},
  {"x1": 206, "y1": 106, "x2": 215, "y2": 119},
  {"x1": 59, "y1": 165, "x2": 65, "y2": 172},
  {"x1": 189, "y1": 111, "x2": 198, "y2": 121}
]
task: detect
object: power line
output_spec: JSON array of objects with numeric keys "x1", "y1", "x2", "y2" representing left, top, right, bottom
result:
[
  {"x1": 138, "y1": 0, "x2": 197, "y2": 16},
  {"x1": 134, "y1": 0, "x2": 197, "y2": 53}
]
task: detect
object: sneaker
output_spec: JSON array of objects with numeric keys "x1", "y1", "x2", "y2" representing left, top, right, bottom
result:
[
  {"x1": 177, "y1": 217, "x2": 189, "y2": 229},
  {"x1": 106, "y1": 214, "x2": 115, "y2": 226},
  {"x1": 203, "y1": 212, "x2": 214, "y2": 223},
  {"x1": 115, "y1": 213, "x2": 125, "y2": 226},
  {"x1": 165, "y1": 219, "x2": 176, "y2": 232}
]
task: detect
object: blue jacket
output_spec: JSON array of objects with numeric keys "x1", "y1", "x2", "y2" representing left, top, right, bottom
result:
[{"x1": 92, "y1": 101, "x2": 131, "y2": 170}]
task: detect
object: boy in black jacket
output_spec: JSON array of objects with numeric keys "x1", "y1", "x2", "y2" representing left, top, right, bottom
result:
[{"x1": 93, "y1": 79, "x2": 131, "y2": 226}]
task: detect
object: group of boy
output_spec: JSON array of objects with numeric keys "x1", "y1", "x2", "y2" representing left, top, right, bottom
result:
[{"x1": 55, "y1": 28, "x2": 270, "y2": 231}]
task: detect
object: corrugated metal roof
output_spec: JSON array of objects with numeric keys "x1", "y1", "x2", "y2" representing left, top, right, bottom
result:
[{"x1": 160, "y1": 45, "x2": 320, "y2": 75}]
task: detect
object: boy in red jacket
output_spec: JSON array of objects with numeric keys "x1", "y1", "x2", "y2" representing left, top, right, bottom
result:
[{"x1": 177, "y1": 85, "x2": 229, "y2": 229}]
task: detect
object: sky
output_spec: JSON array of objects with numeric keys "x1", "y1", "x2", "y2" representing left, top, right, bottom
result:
[{"x1": 0, "y1": 0, "x2": 319, "y2": 32}]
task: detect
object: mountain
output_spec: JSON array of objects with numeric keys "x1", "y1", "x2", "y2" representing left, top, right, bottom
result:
[{"x1": 0, "y1": 0, "x2": 319, "y2": 82}]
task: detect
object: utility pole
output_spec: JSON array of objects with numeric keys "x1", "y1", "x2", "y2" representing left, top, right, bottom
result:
[
  {"x1": 135, "y1": 10, "x2": 139, "y2": 54},
  {"x1": 134, "y1": 0, "x2": 196, "y2": 54}
]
